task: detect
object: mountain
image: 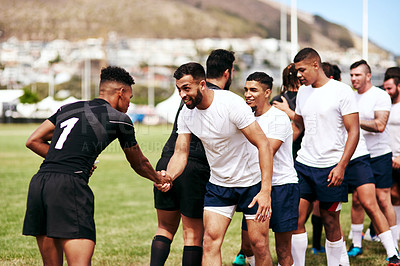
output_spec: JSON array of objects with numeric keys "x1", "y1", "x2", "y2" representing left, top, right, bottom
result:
[{"x1": 0, "y1": 0, "x2": 390, "y2": 56}]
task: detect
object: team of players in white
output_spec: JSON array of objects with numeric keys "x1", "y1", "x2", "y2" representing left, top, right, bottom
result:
[{"x1": 169, "y1": 48, "x2": 400, "y2": 265}]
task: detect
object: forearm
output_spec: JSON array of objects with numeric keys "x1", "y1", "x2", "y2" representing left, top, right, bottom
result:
[
  {"x1": 259, "y1": 144, "x2": 273, "y2": 193},
  {"x1": 338, "y1": 130, "x2": 359, "y2": 168},
  {"x1": 131, "y1": 159, "x2": 160, "y2": 183},
  {"x1": 360, "y1": 119, "x2": 383, "y2": 132},
  {"x1": 26, "y1": 141, "x2": 50, "y2": 158},
  {"x1": 166, "y1": 153, "x2": 188, "y2": 181}
]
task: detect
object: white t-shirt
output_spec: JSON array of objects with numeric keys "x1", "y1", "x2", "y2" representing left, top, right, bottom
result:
[
  {"x1": 295, "y1": 79, "x2": 358, "y2": 167},
  {"x1": 351, "y1": 133, "x2": 370, "y2": 160},
  {"x1": 388, "y1": 102, "x2": 400, "y2": 158},
  {"x1": 355, "y1": 86, "x2": 392, "y2": 158},
  {"x1": 177, "y1": 90, "x2": 260, "y2": 187},
  {"x1": 256, "y1": 106, "x2": 298, "y2": 186}
]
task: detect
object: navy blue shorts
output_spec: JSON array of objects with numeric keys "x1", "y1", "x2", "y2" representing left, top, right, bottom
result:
[
  {"x1": 154, "y1": 157, "x2": 210, "y2": 218},
  {"x1": 295, "y1": 161, "x2": 348, "y2": 203},
  {"x1": 203, "y1": 182, "x2": 261, "y2": 216},
  {"x1": 269, "y1": 183, "x2": 300, "y2": 232},
  {"x1": 23, "y1": 172, "x2": 96, "y2": 242},
  {"x1": 345, "y1": 155, "x2": 375, "y2": 192},
  {"x1": 371, "y1": 152, "x2": 393, "y2": 189}
]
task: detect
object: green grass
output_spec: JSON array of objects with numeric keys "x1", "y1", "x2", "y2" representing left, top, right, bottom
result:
[{"x1": 0, "y1": 124, "x2": 392, "y2": 265}]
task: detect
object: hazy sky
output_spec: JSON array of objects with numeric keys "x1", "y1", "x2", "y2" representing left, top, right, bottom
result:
[{"x1": 273, "y1": 0, "x2": 400, "y2": 56}]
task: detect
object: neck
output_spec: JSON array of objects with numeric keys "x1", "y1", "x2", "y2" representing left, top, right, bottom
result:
[
  {"x1": 357, "y1": 83, "x2": 373, "y2": 94},
  {"x1": 98, "y1": 94, "x2": 117, "y2": 108},
  {"x1": 255, "y1": 102, "x2": 271, "y2": 117},
  {"x1": 393, "y1": 95, "x2": 400, "y2": 104},
  {"x1": 312, "y1": 74, "x2": 331, "y2": 88},
  {"x1": 197, "y1": 88, "x2": 214, "y2": 110},
  {"x1": 206, "y1": 78, "x2": 225, "y2": 90}
]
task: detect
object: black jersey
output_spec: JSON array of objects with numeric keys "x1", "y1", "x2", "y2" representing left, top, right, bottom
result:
[{"x1": 38, "y1": 98, "x2": 137, "y2": 179}]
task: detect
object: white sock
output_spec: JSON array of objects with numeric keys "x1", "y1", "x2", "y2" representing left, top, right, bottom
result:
[
  {"x1": 246, "y1": 255, "x2": 255, "y2": 266},
  {"x1": 325, "y1": 237, "x2": 343, "y2": 266},
  {"x1": 340, "y1": 239, "x2": 350, "y2": 266},
  {"x1": 291, "y1": 232, "x2": 307, "y2": 266},
  {"x1": 379, "y1": 230, "x2": 398, "y2": 258},
  {"x1": 351, "y1": 223, "x2": 364, "y2": 248},
  {"x1": 391, "y1": 225, "x2": 399, "y2": 250}
]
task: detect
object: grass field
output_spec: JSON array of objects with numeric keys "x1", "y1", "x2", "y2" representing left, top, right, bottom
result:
[{"x1": 0, "y1": 123, "x2": 392, "y2": 265}]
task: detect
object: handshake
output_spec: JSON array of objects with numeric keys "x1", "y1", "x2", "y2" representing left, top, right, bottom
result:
[{"x1": 154, "y1": 170, "x2": 173, "y2": 192}]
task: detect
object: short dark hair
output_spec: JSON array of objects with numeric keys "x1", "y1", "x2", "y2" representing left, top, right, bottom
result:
[
  {"x1": 384, "y1": 67, "x2": 400, "y2": 85},
  {"x1": 332, "y1": 64, "x2": 342, "y2": 81},
  {"x1": 293, "y1": 47, "x2": 321, "y2": 63},
  {"x1": 322, "y1": 62, "x2": 333, "y2": 78},
  {"x1": 100, "y1": 66, "x2": 135, "y2": 86},
  {"x1": 350, "y1": 59, "x2": 371, "y2": 73},
  {"x1": 246, "y1": 72, "x2": 273, "y2": 90},
  {"x1": 206, "y1": 49, "x2": 235, "y2": 79},
  {"x1": 174, "y1": 62, "x2": 206, "y2": 81}
]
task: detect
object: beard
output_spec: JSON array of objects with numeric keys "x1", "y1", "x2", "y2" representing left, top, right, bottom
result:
[
  {"x1": 224, "y1": 72, "x2": 232, "y2": 90},
  {"x1": 185, "y1": 90, "x2": 203, "y2": 109}
]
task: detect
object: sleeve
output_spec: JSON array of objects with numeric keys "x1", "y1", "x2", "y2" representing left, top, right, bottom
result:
[
  {"x1": 229, "y1": 94, "x2": 255, "y2": 130},
  {"x1": 340, "y1": 85, "x2": 359, "y2": 116},
  {"x1": 47, "y1": 111, "x2": 58, "y2": 125},
  {"x1": 264, "y1": 111, "x2": 292, "y2": 142},
  {"x1": 176, "y1": 107, "x2": 192, "y2": 134},
  {"x1": 374, "y1": 89, "x2": 392, "y2": 111},
  {"x1": 295, "y1": 87, "x2": 303, "y2": 116},
  {"x1": 117, "y1": 115, "x2": 138, "y2": 149}
]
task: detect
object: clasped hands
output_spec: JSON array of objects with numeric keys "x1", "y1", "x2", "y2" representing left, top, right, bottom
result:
[{"x1": 154, "y1": 170, "x2": 173, "y2": 192}]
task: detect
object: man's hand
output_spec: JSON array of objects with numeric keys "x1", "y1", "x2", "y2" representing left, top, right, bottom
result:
[
  {"x1": 154, "y1": 170, "x2": 173, "y2": 192},
  {"x1": 327, "y1": 164, "x2": 346, "y2": 187},
  {"x1": 393, "y1": 156, "x2": 400, "y2": 170},
  {"x1": 248, "y1": 190, "x2": 271, "y2": 223}
]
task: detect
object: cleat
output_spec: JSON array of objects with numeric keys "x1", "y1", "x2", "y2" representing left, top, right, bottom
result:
[
  {"x1": 347, "y1": 244, "x2": 363, "y2": 257},
  {"x1": 388, "y1": 255, "x2": 400, "y2": 265},
  {"x1": 364, "y1": 228, "x2": 380, "y2": 242},
  {"x1": 232, "y1": 253, "x2": 246, "y2": 266},
  {"x1": 311, "y1": 247, "x2": 326, "y2": 254}
]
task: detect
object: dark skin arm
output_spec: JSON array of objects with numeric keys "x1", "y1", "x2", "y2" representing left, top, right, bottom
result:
[
  {"x1": 123, "y1": 144, "x2": 171, "y2": 186},
  {"x1": 26, "y1": 119, "x2": 55, "y2": 158},
  {"x1": 327, "y1": 112, "x2": 359, "y2": 187},
  {"x1": 241, "y1": 121, "x2": 273, "y2": 222}
]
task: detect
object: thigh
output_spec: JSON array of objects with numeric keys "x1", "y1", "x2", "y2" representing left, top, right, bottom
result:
[
  {"x1": 181, "y1": 215, "x2": 204, "y2": 246},
  {"x1": 203, "y1": 210, "x2": 231, "y2": 244},
  {"x1": 246, "y1": 218, "x2": 269, "y2": 246},
  {"x1": 371, "y1": 153, "x2": 393, "y2": 189},
  {"x1": 23, "y1": 173, "x2": 47, "y2": 236},
  {"x1": 61, "y1": 238, "x2": 95, "y2": 266},
  {"x1": 270, "y1": 184, "x2": 299, "y2": 233},
  {"x1": 44, "y1": 173, "x2": 96, "y2": 242},
  {"x1": 178, "y1": 160, "x2": 210, "y2": 218},
  {"x1": 155, "y1": 209, "x2": 181, "y2": 238}
]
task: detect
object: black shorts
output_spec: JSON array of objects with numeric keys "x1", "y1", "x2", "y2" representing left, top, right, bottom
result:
[
  {"x1": 154, "y1": 157, "x2": 210, "y2": 218},
  {"x1": 23, "y1": 172, "x2": 96, "y2": 242},
  {"x1": 393, "y1": 167, "x2": 400, "y2": 184},
  {"x1": 371, "y1": 152, "x2": 393, "y2": 189}
]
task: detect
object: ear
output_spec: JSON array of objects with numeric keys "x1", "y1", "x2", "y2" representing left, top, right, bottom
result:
[
  {"x1": 265, "y1": 89, "x2": 272, "y2": 99},
  {"x1": 366, "y1": 72, "x2": 372, "y2": 81},
  {"x1": 312, "y1": 61, "x2": 319, "y2": 69},
  {"x1": 199, "y1": 79, "x2": 206, "y2": 90},
  {"x1": 223, "y1": 69, "x2": 230, "y2": 79},
  {"x1": 117, "y1": 87, "x2": 124, "y2": 97}
]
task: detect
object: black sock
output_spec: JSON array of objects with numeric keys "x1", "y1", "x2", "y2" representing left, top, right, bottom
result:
[
  {"x1": 150, "y1": 235, "x2": 172, "y2": 266},
  {"x1": 369, "y1": 222, "x2": 377, "y2": 236},
  {"x1": 312, "y1": 214, "x2": 323, "y2": 250},
  {"x1": 182, "y1": 246, "x2": 202, "y2": 266}
]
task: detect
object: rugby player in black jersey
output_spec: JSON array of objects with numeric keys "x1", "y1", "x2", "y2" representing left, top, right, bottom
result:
[{"x1": 23, "y1": 66, "x2": 171, "y2": 265}]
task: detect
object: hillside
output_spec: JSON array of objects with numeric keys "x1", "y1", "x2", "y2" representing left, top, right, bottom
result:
[{"x1": 0, "y1": 0, "x2": 389, "y2": 56}]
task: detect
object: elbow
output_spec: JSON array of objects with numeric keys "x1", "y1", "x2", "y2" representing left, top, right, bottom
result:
[
  {"x1": 376, "y1": 125, "x2": 386, "y2": 133},
  {"x1": 25, "y1": 138, "x2": 34, "y2": 150}
]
